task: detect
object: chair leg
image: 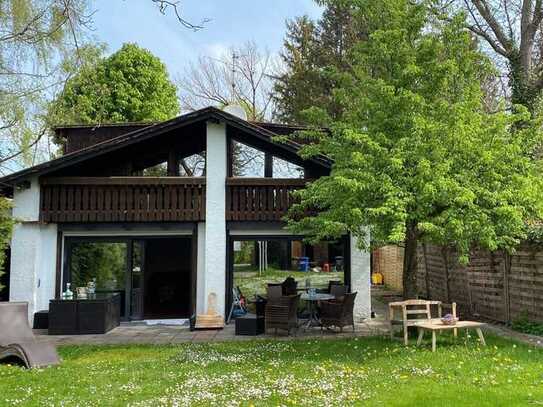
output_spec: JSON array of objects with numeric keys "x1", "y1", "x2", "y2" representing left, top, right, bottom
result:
[
  {"x1": 417, "y1": 328, "x2": 424, "y2": 346},
  {"x1": 389, "y1": 321, "x2": 394, "y2": 339},
  {"x1": 403, "y1": 325, "x2": 409, "y2": 346}
]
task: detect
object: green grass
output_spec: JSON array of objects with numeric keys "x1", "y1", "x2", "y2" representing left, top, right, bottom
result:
[
  {"x1": 1, "y1": 334, "x2": 542, "y2": 406},
  {"x1": 234, "y1": 266, "x2": 344, "y2": 298}
]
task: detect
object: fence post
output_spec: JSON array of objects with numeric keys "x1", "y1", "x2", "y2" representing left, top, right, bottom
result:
[
  {"x1": 441, "y1": 246, "x2": 451, "y2": 304},
  {"x1": 503, "y1": 251, "x2": 511, "y2": 324},
  {"x1": 466, "y1": 249, "x2": 474, "y2": 316},
  {"x1": 422, "y1": 243, "x2": 430, "y2": 298}
]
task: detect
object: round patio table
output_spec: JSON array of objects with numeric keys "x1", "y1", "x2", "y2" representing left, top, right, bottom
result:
[{"x1": 300, "y1": 293, "x2": 334, "y2": 330}]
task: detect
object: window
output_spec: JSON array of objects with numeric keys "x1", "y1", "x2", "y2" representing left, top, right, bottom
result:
[
  {"x1": 273, "y1": 156, "x2": 304, "y2": 178},
  {"x1": 179, "y1": 153, "x2": 205, "y2": 176},
  {"x1": 67, "y1": 241, "x2": 128, "y2": 316},
  {"x1": 142, "y1": 162, "x2": 168, "y2": 176},
  {"x1": 232, "y1": 238, "x2": 347, "y2": 302},
  {"x1": 231, "y1": 141, "x2": 265, "y2": 177},
  {"x1": 69, "y1": 242, "x2": 127, "y2": 291}
]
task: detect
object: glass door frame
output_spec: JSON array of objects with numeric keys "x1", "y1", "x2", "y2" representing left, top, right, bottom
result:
[
  {"x1": 63, "y1": 236, "x2": 134, "y2": 321},
  {"x1": 62, "y1": 234, "x2": 196, "y2": 321}
]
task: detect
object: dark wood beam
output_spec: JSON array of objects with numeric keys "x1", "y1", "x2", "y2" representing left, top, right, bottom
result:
[
  {"x1": 167, "y1": 150, "x2": 180, "y2": 176},
  {"x1": 264, "y1": 153, "x2": 273, "y2": 178}
]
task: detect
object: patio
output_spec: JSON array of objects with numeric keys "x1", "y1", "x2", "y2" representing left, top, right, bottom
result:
[{"x1": 33, "y1": 318, "x2": 389, "y2": 346}]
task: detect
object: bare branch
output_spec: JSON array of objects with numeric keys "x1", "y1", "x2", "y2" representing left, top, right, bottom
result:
[{"x1": 150, "y1": 0, "x2": 210, "y2": 31}]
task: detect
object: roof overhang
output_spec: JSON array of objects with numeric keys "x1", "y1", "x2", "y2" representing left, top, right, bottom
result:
[{"x1": 0, "y1": 107, "x2": 331, "y2": 194}]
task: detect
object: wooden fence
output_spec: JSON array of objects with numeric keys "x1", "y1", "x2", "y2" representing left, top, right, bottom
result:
[
  {"x1": 417, "y1": 243, "x2": 543, "y2": 323},
  {"x1": 40, "y1": 177, "x2": 206, "y2": 222}
]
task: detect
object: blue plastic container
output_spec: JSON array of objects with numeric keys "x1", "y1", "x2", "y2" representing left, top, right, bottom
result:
[{"x1": 298, "y1": 257, "x2": 310, "y2": 272}]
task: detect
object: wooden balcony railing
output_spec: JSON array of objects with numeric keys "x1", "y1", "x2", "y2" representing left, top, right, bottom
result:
[
  {"x1": 226, "y1": 178, "x2": 308, "y2": 221},
  {"x1": 40, "y1": 177, "x2": 206, "y2": 223}
]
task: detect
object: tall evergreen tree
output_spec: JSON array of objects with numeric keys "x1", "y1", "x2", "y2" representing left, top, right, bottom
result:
[{"x1": 273, "y1": 1, "x2": 366, "y2": 123}]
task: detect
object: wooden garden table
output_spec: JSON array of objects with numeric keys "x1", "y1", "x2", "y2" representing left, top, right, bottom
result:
[{"x1": 416, "y1": 321, "x2": 487, "y2": 352}]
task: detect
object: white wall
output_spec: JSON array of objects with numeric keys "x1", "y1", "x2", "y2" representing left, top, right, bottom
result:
[
  {"x1": 350, "y1": 230, "x2": 371, "y2": 320},
  {"x1": 9, "y1": 177, "x2": 58, "y2": 321},
  {"x1": 201, "y1": 121, "x2": 227, "y2": 317}
]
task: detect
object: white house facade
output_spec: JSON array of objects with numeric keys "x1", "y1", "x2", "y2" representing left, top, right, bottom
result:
[{"x1": 0, "y1": 107, "x2": 371, "y2": 324}]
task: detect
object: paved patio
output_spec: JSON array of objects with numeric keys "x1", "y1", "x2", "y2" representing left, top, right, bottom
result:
[
  {"x1": 34, "y1": 318, "x2": 389, "y2": 345},
  {"x1": 32, "y1": 289, "x2": 393, "y2": 346}
]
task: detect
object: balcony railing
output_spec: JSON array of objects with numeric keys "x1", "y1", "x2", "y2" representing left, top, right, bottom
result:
[
  {"x1": 40, "y1": 177, "x2": 206, "y2": 223},
  {"x1": 225, "y1": 178, "x2": 308, "y2": 221}
]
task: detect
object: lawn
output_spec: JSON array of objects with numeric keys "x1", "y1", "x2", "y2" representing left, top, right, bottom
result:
[
  {"x1": 1, "y1": 334, "x2": 542, "y2": 406},
  {"x1": 234, "y1": 266, "x2": 344, "y2": 298}
]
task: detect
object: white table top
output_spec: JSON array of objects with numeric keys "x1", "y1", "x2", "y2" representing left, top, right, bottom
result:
[{"x1": 300, "y1": 293, "x2": 334, "y2": 301}]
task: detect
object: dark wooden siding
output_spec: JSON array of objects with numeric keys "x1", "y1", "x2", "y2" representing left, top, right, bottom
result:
[
  {"x1": 225, "y1": 178, "x2": 306, "y2": 221},
  {"x1": 40, "y1": 177, "x2": 205, "y2": 223}
]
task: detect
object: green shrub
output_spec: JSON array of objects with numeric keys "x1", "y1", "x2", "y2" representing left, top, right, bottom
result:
[{"x1": 511, "y1": 311, "x2": 543, "y2": 336}]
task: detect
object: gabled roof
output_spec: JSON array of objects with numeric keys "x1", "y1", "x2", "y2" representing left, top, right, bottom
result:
[{"x1": 0, "y1": 106, "x2": 330, "y2": 188}]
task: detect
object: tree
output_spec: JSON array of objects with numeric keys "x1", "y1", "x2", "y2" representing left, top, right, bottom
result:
[
  {"x1": 49, "y1": 43, "x2": 179, "y2": 146},
  {"x1": 286, "y1": 0, "x2": 543, "y2": 298},
  {"x1": 0, "y1": 0, "x2": 93, "y2": 174},
  {"x1": 446, "y1": 1, "x2": 543, "y2": 111},
  {"x1": 0, "y1": 1, "x2": 206, "y2": 175},
  {"x1": 177, "y1": 41, "x2": 274, "y2": 121},
  {"x1": 273, "y1": 2, "x2": 366, "y2": 124}
]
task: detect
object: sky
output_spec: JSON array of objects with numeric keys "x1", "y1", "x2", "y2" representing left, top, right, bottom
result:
[{"x1": 91, "y1": 0, "x2": 323, "y2": 79}]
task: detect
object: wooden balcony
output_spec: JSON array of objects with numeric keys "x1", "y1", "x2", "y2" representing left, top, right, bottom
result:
[
  {"x1": 226, "y1": 178, "x2": 308, "y2": 221},
  {"x1": 40, "y1": 177, "x2": 206, "y2": 223}
]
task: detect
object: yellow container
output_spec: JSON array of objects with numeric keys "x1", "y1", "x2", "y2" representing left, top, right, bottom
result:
[{"x1": 371, "y1": 272, "x2": 384, "y2": 285}]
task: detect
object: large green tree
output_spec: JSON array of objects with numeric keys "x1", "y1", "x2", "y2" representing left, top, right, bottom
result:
[
  {"x1": 286, "y1": 0, "x2": 543, "y2": 298},
  {"x1": 50, "y1": 43, "x2": 179, "y2": 142}
]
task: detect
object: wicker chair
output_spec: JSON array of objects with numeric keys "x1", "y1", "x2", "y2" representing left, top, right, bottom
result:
[
  {"x1": 320, "y1": 292, "x2": 357, "y2": 333},
  {"x1": 327, "y1": 280, "x2": 343, "y2": 293},
  {"x1": 266, "y1": 285, "x2": 283, "y2": 302},
  {"x1": 281, "y1": 277, "x2": 298, "y2": 296},
  {"x1": 330, "y1": 284, "x2": 348, "y2": 300},
  {"x1": 265, "y1": 294, "x2": 300, "y2": 335}
]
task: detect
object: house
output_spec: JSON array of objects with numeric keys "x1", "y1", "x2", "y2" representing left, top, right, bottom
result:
[{"x1": 0, "y1": 106, "x2": 371, "y2": 324}]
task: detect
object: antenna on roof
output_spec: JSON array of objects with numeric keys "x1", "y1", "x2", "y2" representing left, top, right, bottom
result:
[{"x1": 231, "y1": 51, "x2": 238, "y2": 100}]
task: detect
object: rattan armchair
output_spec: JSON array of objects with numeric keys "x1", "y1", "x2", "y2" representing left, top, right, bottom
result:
[
  {"x1": 320, "y1": 292, "x2": 357, "y2": 333},
  {"x1": 264, "y1": 294, "x2": 300, "y2": 335}
]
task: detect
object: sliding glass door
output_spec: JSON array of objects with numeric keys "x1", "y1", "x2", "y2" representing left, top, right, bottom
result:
[{"x1": 64, "y1": 237, "x2": 144, "y2": 320}]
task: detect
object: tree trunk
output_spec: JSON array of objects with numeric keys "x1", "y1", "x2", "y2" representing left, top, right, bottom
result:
[{"x1": 402, "y1": 222, "x2": 419, "y2": 299}]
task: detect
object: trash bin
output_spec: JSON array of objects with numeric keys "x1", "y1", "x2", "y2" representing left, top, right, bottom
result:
[{"x1": 298, "y1": 257, "x2": 310, "y2": 272}]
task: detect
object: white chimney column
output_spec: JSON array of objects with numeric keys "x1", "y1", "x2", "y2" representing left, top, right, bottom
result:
[{"x1": 202, "y1": 121, "x2": 227, "y2": 317}]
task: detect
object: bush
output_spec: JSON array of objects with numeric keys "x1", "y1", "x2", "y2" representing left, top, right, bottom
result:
[{"x1": 511, "y1": 311, "x2": 543, "y2": 336}]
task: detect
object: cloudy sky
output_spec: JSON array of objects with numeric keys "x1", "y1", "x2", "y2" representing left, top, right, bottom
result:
[{"x1": 91, "y1": 0, "x2": 323, "y2": 78}]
